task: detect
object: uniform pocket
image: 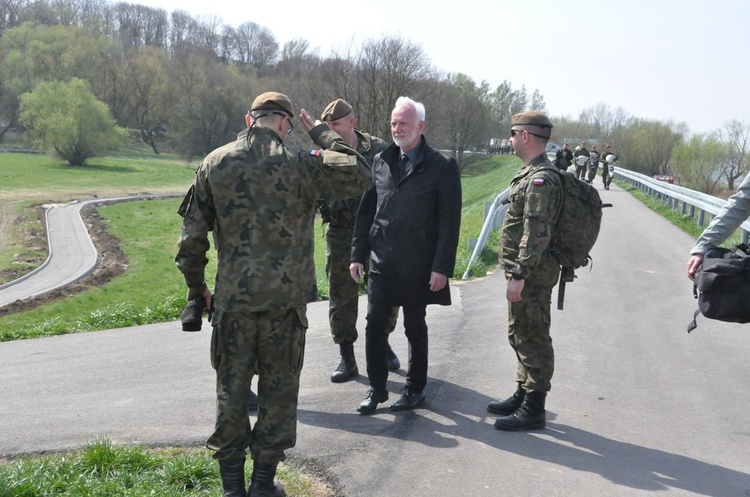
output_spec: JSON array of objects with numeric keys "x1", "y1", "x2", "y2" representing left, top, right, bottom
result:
[{"x1": 291, "y1": 306, "x2": 308, "y2": 372}]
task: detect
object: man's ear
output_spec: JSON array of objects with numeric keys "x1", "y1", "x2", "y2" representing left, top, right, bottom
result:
[{"x1": 245, "y1": 112, "x2": 253, "y2": 128}]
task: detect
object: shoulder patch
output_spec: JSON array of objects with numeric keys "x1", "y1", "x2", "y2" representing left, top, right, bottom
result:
[
  {"x1": 533, "y1": 178, "x2": 545, "y2": 186},
  {"x1": 310, "y1": 149, "x2": 322, "y2": 156}
]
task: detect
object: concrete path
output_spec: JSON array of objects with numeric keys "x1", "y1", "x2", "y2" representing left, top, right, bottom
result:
[
  {"x1": 0, "y1": 195, "x2": 172, "y2": 308},
  {"x1": 1, "y1": 183, "x2": 749, "y2": 496}
]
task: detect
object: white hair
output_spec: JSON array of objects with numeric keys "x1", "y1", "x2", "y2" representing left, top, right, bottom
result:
[{"x1": 394, "y1": 96, "x2": 426, "y2": 122}]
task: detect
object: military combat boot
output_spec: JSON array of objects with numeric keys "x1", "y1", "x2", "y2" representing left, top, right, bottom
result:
[
  {"x1": 218, "y1": 457, "x2": 247, "y2": 497},
  {"x1": 487, "y1": 383, "x2": 525, "y2": 416},
  {"x1": 493, "y1": 391, "x2": 547, "y2": 431},
  {"x1": 330, "y1": 343, "x2": 358, "y2": 383},
  {"x1": 248, "y1": 461, "x2": 286, "y2": 497}
]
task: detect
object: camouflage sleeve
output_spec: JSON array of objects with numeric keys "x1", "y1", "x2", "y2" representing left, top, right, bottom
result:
[
  {"x1": 370, "y1": 136, "x2": 389, "y2": 155},
  {"x1": 514, "y1": 172, "x2": 561, "y2": 278},
  {"x1": 175, "y1": 165, "x2": 214, "y2": 296},
  {"x1": 304, "y1": 123, "x2": 374, "y2": 201}
]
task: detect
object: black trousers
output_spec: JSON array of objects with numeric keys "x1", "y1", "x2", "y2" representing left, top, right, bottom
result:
[{"x1": 365, "y1": 274, "x2": 428, "y2": 393}]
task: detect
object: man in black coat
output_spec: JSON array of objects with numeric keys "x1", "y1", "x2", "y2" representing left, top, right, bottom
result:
[
  {"x1": 554, "y1": 143, "x2": 573, "y2": 172},
  {"x1": 350, "y1": 96, "x2": 462, "y2": 414}
]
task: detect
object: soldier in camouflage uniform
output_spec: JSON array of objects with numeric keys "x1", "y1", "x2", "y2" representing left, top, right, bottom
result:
[
  {"x1": 317, "y1": 99, "x2": 401, "y2": 383},
  {"x1": 175, "y1": 92, "x2": 372, "y2": 497},
  {"x1": 488, "y1": 111, "x2": 563, "y2": 432}
]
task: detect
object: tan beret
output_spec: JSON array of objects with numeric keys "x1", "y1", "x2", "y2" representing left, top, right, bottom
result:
[
  {"x1": 251, "y1": 91, "x2": 295, "y2": 118},
  {"x1": 321, "y1": 99, "x2": 353, "y2": 121},
  {"x1": 511, "y1": 111, "x2": 553, "y2": 130}
]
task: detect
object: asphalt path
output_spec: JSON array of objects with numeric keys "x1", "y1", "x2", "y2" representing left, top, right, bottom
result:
[
  {"x1": 0, "y1": 195, "x2": 177, "y2": 308},
  {"x1": 2, "y1": 182, "x2": 750, "y2": 496}
]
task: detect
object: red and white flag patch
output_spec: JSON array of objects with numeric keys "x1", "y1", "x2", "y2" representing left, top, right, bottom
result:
[{"x1": 532, "y1": 178, "x2": 545, "y2": 186}]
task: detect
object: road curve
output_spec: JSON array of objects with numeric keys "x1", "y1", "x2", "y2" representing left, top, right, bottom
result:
[{"x1": 0, "y1": 195, "x2": 176, "y2": 308}]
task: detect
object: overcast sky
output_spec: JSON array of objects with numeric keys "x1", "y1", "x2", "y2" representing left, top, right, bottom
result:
[{"x1": 142, "y1": 0, "x2": 749, "y2": 135}]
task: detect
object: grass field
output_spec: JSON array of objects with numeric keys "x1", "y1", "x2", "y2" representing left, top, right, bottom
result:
[
  {"x1": 0, "y1": 152, "x2": 519, "y2": 341},
  {"x1": 0, "y1": 439, "x2": 329, "y2": 497},
  {"x1": 0, "y1": 153, "x2": 197, "y2": 201}
]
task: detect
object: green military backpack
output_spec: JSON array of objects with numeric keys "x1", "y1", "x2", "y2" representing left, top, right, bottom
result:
[{"x1": 541, "y1": 166, "x2": 611, "y2": 309}]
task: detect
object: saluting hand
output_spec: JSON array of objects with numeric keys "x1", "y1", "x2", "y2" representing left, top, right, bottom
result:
[{"x1": 299, "y1": 109, "x2": 321, "y2": 132}]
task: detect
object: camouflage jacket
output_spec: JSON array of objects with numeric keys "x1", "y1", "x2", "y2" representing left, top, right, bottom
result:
[
  {"x1": 318, "y1": 130, "x2": 387, "y2": 227},
  {"x1": 175, "y1": 124, "x2": 373, "y2": 313},
  {"x1": 500, "y1": 153, "x2": 563, "y2": 280}
]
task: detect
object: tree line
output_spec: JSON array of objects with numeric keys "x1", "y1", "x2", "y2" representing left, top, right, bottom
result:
[
  {"x1": 0, "y1": 0, "x2": 747, "y2": 191},
  {"x1": 0, "y1": 0, "x2": 544, "y2": 166},
  {"x1": 551, "y1": 103, "x2": 750, "y2": 193}
]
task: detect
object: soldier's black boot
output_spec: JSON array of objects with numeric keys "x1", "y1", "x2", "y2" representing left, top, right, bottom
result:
[
  {"x1": 218, "y1": 457, "x2": 247, "y2": 497},
  {"x1": 493, "y1": 391, "x2": 547, "y2": 431},
  {"x1": 487, "y1": 383, "x2": 525, "y2": 416},
  {"x1": 330, "y1": 342, "x2": 358, "y2": 383},
  {"x1": 248, "y1": 461, "x2": 286, "y2": 497}
]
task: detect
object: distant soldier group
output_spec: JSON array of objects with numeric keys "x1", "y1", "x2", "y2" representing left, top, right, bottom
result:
[{"x1": 489, "y1": 137, "x2": 514, "y2": 155}]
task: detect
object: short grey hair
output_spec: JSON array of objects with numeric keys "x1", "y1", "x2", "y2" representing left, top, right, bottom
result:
[{"x1": 394, "y1": 96, "x2": 426, "y2": 122}]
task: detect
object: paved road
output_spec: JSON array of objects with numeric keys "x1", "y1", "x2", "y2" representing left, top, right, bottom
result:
[
  {"x1": 0, "y1": 195, "x2": 175, "y2": 308},
  {"x1": 2, "y1": 183, "x2": 749, "y2": 496}
]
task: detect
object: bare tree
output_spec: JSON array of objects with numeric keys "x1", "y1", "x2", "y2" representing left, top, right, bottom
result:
[
  {"x1": 719, "y1": 119, "x2": 750, "y2": 189},
  {"x1": 488, "y1": 80, "x2": 528, "y2": 138},
  {"x1": 354, "y1": 35, "x2": 432, "y2": 139},
  {"x1": 167, "y1": 48, "x2": 254, "y2": 159},
  {"x1": 168, "y1": 9, "x2": 197, "y2": 55},
  {"x1": 0, "y1": 0, "x2": 28, "y2": 35},
  {"x1": 439, "y1": 73, "x2": 490, "y2": 165},
  {"x1": 232, "y1": 22, "x2": 277, "y2": 70}
]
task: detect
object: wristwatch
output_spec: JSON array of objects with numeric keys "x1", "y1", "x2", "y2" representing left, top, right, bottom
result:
[{"x1": 511, "y1": 273, "x2": 524, "y2": 281}]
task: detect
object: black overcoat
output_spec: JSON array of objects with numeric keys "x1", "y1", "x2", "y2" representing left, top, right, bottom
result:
[{"x1": 352, "y1": 136, "x2": 462, "y2": 307}]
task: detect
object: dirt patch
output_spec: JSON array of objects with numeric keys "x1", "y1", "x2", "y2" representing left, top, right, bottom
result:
[{"x1": 0, "y1": 203, "x2": 128, "y2": 317}]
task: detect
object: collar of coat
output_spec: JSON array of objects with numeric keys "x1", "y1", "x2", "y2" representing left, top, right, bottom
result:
[{"x1": 382, "y1": 135, "x2": 427, "y2": 168}]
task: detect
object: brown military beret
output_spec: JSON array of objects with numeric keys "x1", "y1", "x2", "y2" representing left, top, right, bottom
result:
[
  {"x1": 321, "y1": 99, "x2": 353, "y2": 121},
  {"x1": 251, "y1": 91, "x2": 295, "y2": 118},
  {"x1": 511, "y1": 111, "x2": 553, "y2": 130}
]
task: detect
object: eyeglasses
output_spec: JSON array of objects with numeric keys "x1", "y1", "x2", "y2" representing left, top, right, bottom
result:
[
  {"x1": 285, "y1": 115, "x2": 293, "y2": 136},
  {"x1": 510, "y1": 128, "x2": 549, "y2": 139}
]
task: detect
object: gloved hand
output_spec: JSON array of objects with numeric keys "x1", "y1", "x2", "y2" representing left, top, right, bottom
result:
[{"x1": 181, "y1": 295, "x2": 213, "y2": 332}]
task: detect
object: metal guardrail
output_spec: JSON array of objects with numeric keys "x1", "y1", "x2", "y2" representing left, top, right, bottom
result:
[
  {"x1": 462, "y1": 166, "x2": 750, "y2": 280},
  {"x1": 613, "y1": 167, "x2": 750, "y2": 243},
  {"x1": 462, "y1": 189, "x2": 510, "y2": 280}
]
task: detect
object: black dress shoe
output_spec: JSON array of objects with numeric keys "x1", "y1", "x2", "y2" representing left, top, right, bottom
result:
[
  {"x1": 391, "y1": 390, "x2": 425, "y2": 411},
  {"x1": 357, "y1": 389, "x2": 388, "y2": 414}
]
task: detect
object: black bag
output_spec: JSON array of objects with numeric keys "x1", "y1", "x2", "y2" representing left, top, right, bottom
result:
[{"x1": 687, "y1": 244, "x2": 750, "y2": 332}]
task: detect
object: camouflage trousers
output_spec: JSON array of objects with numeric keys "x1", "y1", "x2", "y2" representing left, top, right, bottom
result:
[
  {"x1": 601, "y1": 167, "x2": 612, "y2": 188},
  {"x1": 207, "y1": 306, "x2": 307, "y2": 464},
  {"x1": 326, "y1": 223, "x2": 397, "y2": 344},
  {"x1": 507, "y1": 267, "x2": 559, "y2": 393},
  {"x1": 587, "y1": 165, "x2": 597, "y2": 183}
]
